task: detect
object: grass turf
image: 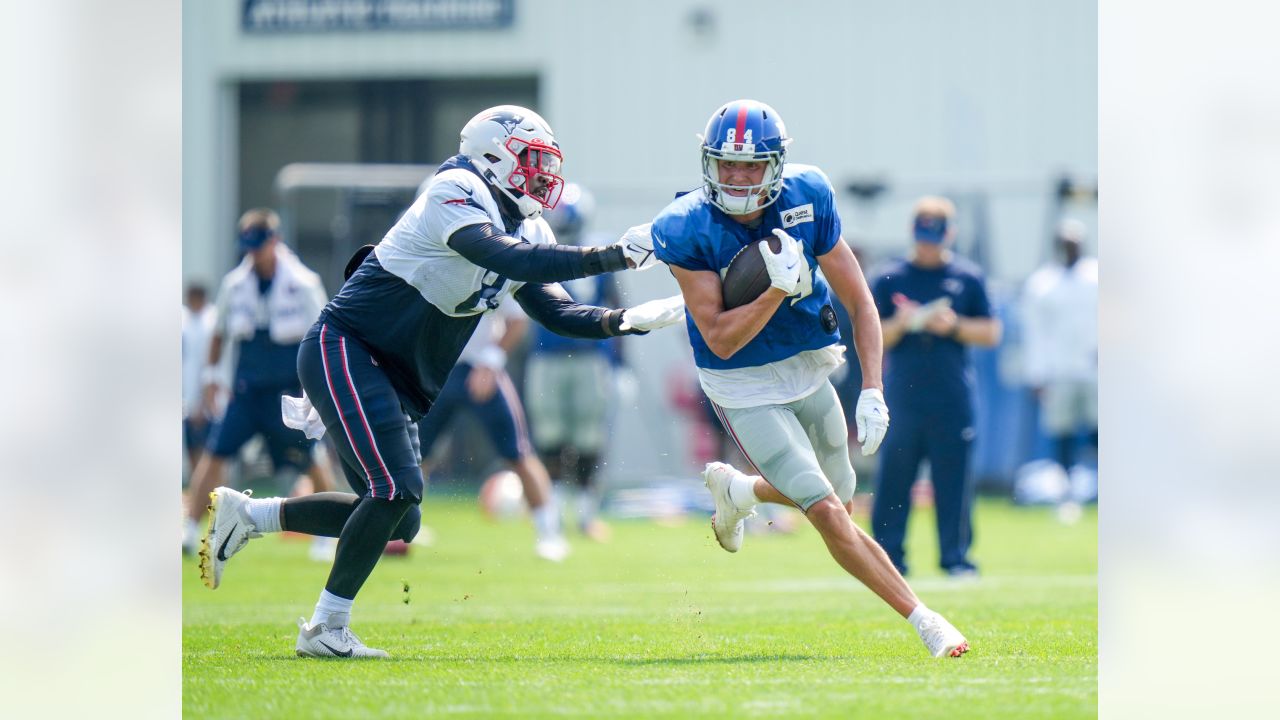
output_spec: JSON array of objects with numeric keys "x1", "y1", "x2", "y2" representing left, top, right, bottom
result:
[{"x1": 183, "y1": 496, "x2": 1096, "y2": 719}]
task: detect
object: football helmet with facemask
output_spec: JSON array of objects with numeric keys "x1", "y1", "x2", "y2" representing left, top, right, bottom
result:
[
  {"x1": 699, "y1": 99, "x2": 791, "y2": 215},
  {"x1": 459, "y1": 105, "x2": 565, "y2": 219}
]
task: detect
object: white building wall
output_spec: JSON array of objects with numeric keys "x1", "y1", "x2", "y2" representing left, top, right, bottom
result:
[{"x1": 183, "y1": 0, "x2": 1096, "y2": 483}]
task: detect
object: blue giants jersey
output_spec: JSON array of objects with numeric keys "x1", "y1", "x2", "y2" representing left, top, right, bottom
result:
[{"x1": 651, "y1": 163, "x2": 842, "y2": 370}]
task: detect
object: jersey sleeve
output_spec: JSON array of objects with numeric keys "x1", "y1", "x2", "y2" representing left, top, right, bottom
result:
[
  {"x1": 422, "y1": 173, "x2": 495, "y2": 244},
  {"x1": 806, "y1": 166, "x2": 842, "y2": 256},
  {"x1": 212, "y1": 274, "x2": 234, "y2": 336},
  {"x1": 964, "y1": 269, "x2": 994, "y2": 319},
  {"x1": 652, "y1": 210, "x2": 714, "y2": 272}
]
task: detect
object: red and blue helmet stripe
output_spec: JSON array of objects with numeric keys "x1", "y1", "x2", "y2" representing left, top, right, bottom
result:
[{"x1": 700, "y1": 99, "x2": 790, "y2": 214}]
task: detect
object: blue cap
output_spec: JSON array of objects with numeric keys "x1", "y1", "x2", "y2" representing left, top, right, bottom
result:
[
  {"x1": 913, "y1": 215, "x2": 948, "y2": 244},
  {"x1": 238, "y1": 225, "x2": 273, "y2": 252}
]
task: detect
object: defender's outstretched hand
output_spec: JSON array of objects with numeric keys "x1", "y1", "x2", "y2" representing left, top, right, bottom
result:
[
  {"x1": 616, "y1": 223, "x2": 659, "y2": 271},
  {"x1": 620, "y1": 295, "x2": 686, "y2": 334},
  {"x1": 855, "y1": 388, "x2": 890, "y2": 456},
  {"x1": 761, "y1": 228, "x2": 802, "y2": 295}
]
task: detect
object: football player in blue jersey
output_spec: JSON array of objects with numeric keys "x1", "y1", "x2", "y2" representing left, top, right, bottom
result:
[
  {"x1": 652, "y1": 99, "x2": 969, "y2": 658},
  {"x1": 197, "y1": 105, "x2": 685, "y2": 658}
]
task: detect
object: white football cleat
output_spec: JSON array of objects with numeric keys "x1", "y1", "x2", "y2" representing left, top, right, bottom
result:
[
  {"x1": 535, "y1": 535, "x2": 570, "y2": 563},
  {"x1": 198, "y1": 487, "x2": 261, "y2": 589},
  {"x1": 916, "y1": 611, "x2": 970, "y2": 658},
  {"x1": 704, "y1": 462, "x2": 756, "y2": 553},
  {"x1": 296, "y1": 613, "x2": 389, "y2": 659}
]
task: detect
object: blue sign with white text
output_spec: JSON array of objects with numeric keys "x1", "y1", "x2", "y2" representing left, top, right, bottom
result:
[{"x1": 243, "y1": 0, "x2": 514, "y2": 32}]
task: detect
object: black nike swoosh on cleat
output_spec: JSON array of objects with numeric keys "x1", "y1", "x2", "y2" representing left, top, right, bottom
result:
[
  {"x1": 318, "y1": 641, "x2": 353, "y2": 657},
  {"x1": 216, "y1": 523, "x2": 238, "y2": 562}
]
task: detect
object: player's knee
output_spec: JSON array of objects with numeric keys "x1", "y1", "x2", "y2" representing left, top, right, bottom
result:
[
  {"x1": 391, "y1": 503, "x2": 421, "y2": 543},
  {"x1": 805, "y1": 494, "x2": 852, "y2": 529}
]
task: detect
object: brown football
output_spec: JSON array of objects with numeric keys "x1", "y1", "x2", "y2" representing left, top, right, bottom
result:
[{"x1": 722, "y1": 234, "x2": 782, "y2": 309}]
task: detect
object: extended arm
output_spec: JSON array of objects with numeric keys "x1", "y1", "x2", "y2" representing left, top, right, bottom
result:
[
  {"x1": 513, "y1": 282, "x2": 627, "y2": 339},
  {"x1": 670, "y1": 265, "x2": 786, "y2": 361},
  {"x1": 448, "y1": 223, "x2": 631, "y2": 283},
  {"x1": 817, "y1": 239, "x2": 883, "y2": 390}
]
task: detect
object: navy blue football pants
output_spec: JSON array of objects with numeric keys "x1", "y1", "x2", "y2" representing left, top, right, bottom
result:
[
  {"x1": 297, "y1": 322, "x2": 424, "y2": 503},
  {"x1": 871, "y1": 401, "x2": 975, "y2": 574}
]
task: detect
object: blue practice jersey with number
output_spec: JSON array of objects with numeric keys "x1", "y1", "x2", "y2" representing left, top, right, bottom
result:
[{"x1": 652, "y1": 163, "x2": 842, "y2": 370}]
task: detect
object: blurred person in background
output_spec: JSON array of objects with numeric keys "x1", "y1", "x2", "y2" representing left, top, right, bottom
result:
[
  {"x1": 182, "y1": 209, "x2": 336, "y2": 560},
  {"x1": 198, "y1": 105, "x2": 683, "y2": 659},
  {"x1": 182, "y1": 283, "x2": 217, "y2": 476},
  {"x1": 418, "y1": 298, "x2": 570, "y2": 561},
  {"x1": 870, "y1": 197, "x2": 1002, "y2": 578},
  {"x1": 656, "y1": 99, "x2": 969, "y2": 658},
  {"x1": 525, "y1": 183, "x2": 623, "y2": 542},
  {"x1": 1022, "y1": 219, "x2": 1098, "y2": 474}
]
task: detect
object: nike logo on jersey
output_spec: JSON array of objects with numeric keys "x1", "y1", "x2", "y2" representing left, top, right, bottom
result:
[
  {"x1": 654, "y1": 235, "x2": 667, "y2": 248},
  {"x1": 318, "y1": 640, "x2": 353, "y2": 657},
  {"x1": 217, "y1": 524, "x2": 238, "y2": 561}
]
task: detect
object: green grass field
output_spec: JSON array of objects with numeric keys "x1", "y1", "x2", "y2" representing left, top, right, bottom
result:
[{"x1": 183, "y1": 496, "x2": 1096, "y2": 719}]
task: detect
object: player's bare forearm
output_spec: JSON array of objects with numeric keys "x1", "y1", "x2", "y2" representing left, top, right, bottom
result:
[
  {"x1": 851, "y1": 304, "x2": 885, "y2": 390},
  {"x1": 818, "y1": 241, "x2": 884, "y2": 388},
  {"x1": 671, "y1": 265, "x2": 784, "y2": 360}
]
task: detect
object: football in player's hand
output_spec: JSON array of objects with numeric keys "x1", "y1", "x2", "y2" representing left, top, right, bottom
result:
[{"x1": 722, "y1": 234, "x2": 782, "y2": 309}]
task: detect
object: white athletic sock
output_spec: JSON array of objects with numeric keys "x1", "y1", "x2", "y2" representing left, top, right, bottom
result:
[
  {"x1": 183, "y1": 517, "x2": 200, "y2": 544},
  {"x1": 532, "y1": 502, "x2": 561, "y2": 540},
  {"x1": 310, "y1": 590, "x2": 354, "y2": 628},
  {"x1": 246, "y1": 497, "x2": 283, "y2": 533},
  {"x1": 907, "y1": 604, "x2": 932, "y2": 631},
  {"x1": 730, "y1": 473, "x2": 762, "y2": 510}
]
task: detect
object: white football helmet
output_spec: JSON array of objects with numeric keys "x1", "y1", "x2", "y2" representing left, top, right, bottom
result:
[{"x1": 459, "y1": 105, "x2": 564, "y2": 219}]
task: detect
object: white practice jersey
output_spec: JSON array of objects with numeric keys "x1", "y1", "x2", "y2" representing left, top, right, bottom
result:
[{"x1": 375, "y1": 167, "x2": 556, "y2": 317}]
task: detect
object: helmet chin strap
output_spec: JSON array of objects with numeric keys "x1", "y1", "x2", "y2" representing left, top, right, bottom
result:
[{"x1": 515, "y1": 194, "x2": 543, "y2": 219}]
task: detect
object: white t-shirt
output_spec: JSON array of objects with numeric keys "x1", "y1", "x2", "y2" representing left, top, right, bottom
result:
[
  {"x1": 1022, "y1": 257, "x2": 1098, "y2": 384},
  {"x1": 181, "y1": 304, "x2": 216, "y2": 417},
  {"x1": 697, "y1": 344, "x2": 847, "y2": 409}
]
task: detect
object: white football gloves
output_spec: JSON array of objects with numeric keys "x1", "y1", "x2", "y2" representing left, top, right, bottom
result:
[
  {"x1": 620, "y1": 294, "x2": 686, "y2": 333},
  {"x1": 615, "y1": 223, "x2": 660, "y2": 271},
  {"x1": 760, "y1": 228, "x2": 802, "y2": 295},
  {"x1": 855, "y1": 388, "x2": 890, "y2": 456}
]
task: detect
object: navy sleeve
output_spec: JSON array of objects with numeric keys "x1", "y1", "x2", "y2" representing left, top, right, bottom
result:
[
  {"x1": 449, "y1": 223, "x2": 628, "y2": 283},
  {"x1": 966, "y1": 272, "x2": 993, "y2": 319},
  {"x1": 652, "y1": 217, "x2": 713, "y2": 272},
  {"x1": 513, "y1": 282, "x2": 627, "y2": 339}
]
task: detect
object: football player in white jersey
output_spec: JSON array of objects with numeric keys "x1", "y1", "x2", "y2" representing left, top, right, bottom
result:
[{"x1": 198, "y1": 106, "x2": 685, "y2": 658}]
